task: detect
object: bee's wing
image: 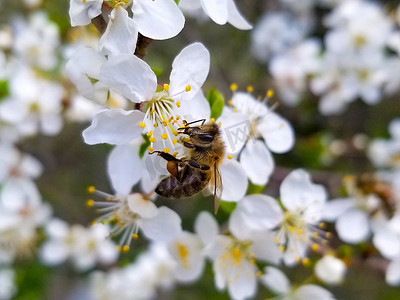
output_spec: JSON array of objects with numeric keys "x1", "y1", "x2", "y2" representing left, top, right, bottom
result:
[{"x1": 211, "y1": 162, "x2": 223, "y2": 214}]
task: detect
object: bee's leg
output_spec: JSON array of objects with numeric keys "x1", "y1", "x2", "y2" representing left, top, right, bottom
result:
[
  {"x1": 149, "y1": 151, "x2": 179, "y2": 162},
  {"x1": 149, "y1": 151, "x2": 183, "y2": 179},
  {"x1": 183, "y1": 142, "x2": 195, "y2": 149},
  {"x1": 188, "y1": 160, "x2": 210, "y2": 171}
]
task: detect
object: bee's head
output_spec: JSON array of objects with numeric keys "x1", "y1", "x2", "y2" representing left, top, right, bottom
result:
[{"x1": 179, "y1": 121, "x2": 220, "y2": 147}]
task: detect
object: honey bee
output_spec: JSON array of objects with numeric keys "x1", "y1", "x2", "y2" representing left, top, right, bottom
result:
[{"x1": 150, "y1": 119, "x2": 225, "y2": 213}]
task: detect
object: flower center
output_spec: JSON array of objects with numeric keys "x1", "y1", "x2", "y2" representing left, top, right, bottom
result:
[{"x1": 138, "y1": 84, "x2": 191, "y2": 153}]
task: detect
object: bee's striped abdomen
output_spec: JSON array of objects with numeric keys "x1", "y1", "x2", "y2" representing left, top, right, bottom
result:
[{"x1": 155, "y1": 168, "x2": 210, "y2": 199}]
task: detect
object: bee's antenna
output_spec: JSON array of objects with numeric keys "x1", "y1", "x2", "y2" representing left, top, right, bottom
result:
[{"x1": 179, "y1": 119, "x2": 206, "y2": 129}]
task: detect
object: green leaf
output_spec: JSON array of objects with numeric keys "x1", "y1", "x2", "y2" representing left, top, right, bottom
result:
[
  {"x1": 0, "y1": 80, "x2": 9, "y2": 99},
  {"x1": 247, "y1": 181, "x2": 265, "y2": 194},
  {"x1": 219, "y1": 201, "x2": 236, "y2": 214},
  {"x1": 152, "y1": 68, "x2": 163, "y2": 77},
  {"x1": 139, "y1": 134, "x2": 151, "y2": 158},
  {"x1": 207, "y1": 88, "x2": 225, "y2": 119}
]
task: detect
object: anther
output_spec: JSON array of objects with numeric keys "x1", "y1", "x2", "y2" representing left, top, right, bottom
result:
[
  {"x1": 147, "y1": 146, "x2": 154, "y2": 152},
  {"x1": 302, "y1": 258, "x2": 310, "y2": 266},
  {"x1": 86, "y1": 199, "x2": 94, "y2": 207},
  {"x1": 87, "y1": 186, "x2": 95, "y2": 193},
  {"x1": 149, "y1": 137, "x2": 156, "y2": 143},
  {"x1": 162, "y1": 133, "x2": 168, "y2": 140},
  {"x1": 139, "y1": 122, "x2": 146, "y2": 128},
  {"x1": 122, "y1": 245, "x2": 130, "y2": 252},
  {"x1": 163, "y1": 84, "x2": 169, "y2": 91},
  {"x1": 185, "y1": 85, "x2": 191, "y2": 92},
  {"x1": 163, "y1": 148, "x2": 170, "y2": 153},
  {"x1": 147, "y1": 130, "x2": 153, "y2": 137},
  {"x1": 172, "y1": 139, "x2": 177, "y2": 144},
  {"x1": 230, "y1": 83, "x2": 238, "y2": 91},
  {"x1": 227, "y1": 155, "x2": 233, "y2": 159},
  {"x1": 267, "y1": 89, "x2": 274, "y2": 98},
  {"x1": 132, "y1": 234, "x2": 139, "y2": 239},
  {"x1": 210, "y1": 117, "x2": 216, "y2": 122},
  {"x1": 247, "y1": 85, "x2": 254, "y2": 92},
  {"x1": 176, "y1": 101, "x2": 181, "y2": 108}
]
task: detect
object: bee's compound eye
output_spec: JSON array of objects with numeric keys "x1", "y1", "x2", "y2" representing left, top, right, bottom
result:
[{"x1": 197, "y1": 134, "x2": 214, "y2": 142}]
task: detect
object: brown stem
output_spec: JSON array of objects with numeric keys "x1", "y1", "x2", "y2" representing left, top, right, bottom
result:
[
  {"x1": 91, "y1": 15, "x2": 107, "y2": 35},
  {"x1": 134, "y1": 34, "x2": 153, "y2": 59}
]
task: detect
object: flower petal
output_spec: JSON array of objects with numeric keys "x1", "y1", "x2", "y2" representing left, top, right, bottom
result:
[
  {"x1": 336, "y1": 210, "x2": 370, "y2": 244},
  {"x1": 220, "y1": 159, "x2": 248, "y2": 201},
  {"x1": 386, "y1": 259, "x2": 400, "y2": 286},
  {"x1": 100, "y1": 54, "x2": 157, "y2": 103},
  {"x1": 168, "y1": 232, "x2": 205, "y2": 283},
  {"x1": 65, "y1": 46, "x2": 107, "y2": 102},
  {"x1": 258, "y1": 112, "x2": 295, "y2": 153},
  {"x1": 234, "y1": 194, "x2": 284, "y2": 230},
  {"x1": 194, "y1": 211, "x2": 219, "y2": 245},
  {"x1": 260, "y1": 266, "x2": 291, "y2": 295},
  {"x1": 280, "y1": 169, "x2": 327, "y2": 223},
  {"x1": 219, "y1": 107, "x2": 249, "y2": 154},
  {"x1": 141, "y1": 206, "x2": 182, "y2": 242},
  {"x1": 69, "y1": 0, "x2": 102, "y2": 26},
  {"x1": 240, "y1": 140, "x2": 274, "y2": 185},
  {"x1": 294, "y1": 285, "x2": 335, "y2": 300},
  {"x1": 132, "y1": 0, "x2": 184, "y2": 40},
  {"x1": 227, "y1": 0, "x2": 252, "y2": 30},
  {"x1": 169, "y1": 43, "x2": 210, "y2": 101},
  {"x1": 200, "y1": 0, "x2": 228, "y2": 25},
  {"x1": 82, "y1": 109, "x2": 144, "y2": 145},
  {"x1": 322, "y1": 198, "x2": 357, "y2": 222},
  {"x1": 99, "y1": 8, "x2": 138, "y2": 56},
  {"x1": 178, "y1": 90, "x2": 211, "y2": 121},
  {"x1": 127, "y1": 194, "x2": 158, "y2": 218},
  {"x1": 108, "y1": 143, "x2": 144, "y2": 196}
]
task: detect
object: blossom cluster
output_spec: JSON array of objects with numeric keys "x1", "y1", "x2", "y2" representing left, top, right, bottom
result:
[
  {"x1": 1, "y1": 0, "x2": 400, "y2": 299},
  {"x1": 253, "y1": 0, "x2": 400, "y2": 114}
]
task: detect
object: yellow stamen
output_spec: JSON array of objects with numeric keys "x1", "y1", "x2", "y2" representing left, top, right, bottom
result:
[
  {"x1": 228, "y1": 99, "x2": 233, "y2": 105},
  {"x1": 185, "y1": 85, "x2": 191, "y2": 92},
  {"x1": 176, "y1": 101, "x2": 181, "y2": 108},
  {"x1": 122, "y1": 245, "x2": 130, "y2": 252},
  {"x1": 247, "y1": 85, "x2": 254, "y2": 92},
  {"x1": 86, "y1": 199, "x2": 94, "y2": 207},
  {"x1": 116, "y1": 245, "x2": 121, "y2": 251},
  {"x1": 147, "y1": 146, "x2": 154, "y2": 152},
  {"x1": 139, "y1": 122, "x2": 146, "y2": 128},
  {"x1": 146, "y1": 130, "x2": 153, "y2": 137},
  {"x1": 312, "y1": 244, "x2": 319, "y2": 251},
  {"x1": 172, "y1": 152, "x2": 178, "y2": 157},
  {"x1": 227, "y1": 155, "x2": 233, "y2": 159},
  {"x1": 302, "y1": 257, "x2": 310, "y2": 266},
  {"x1": 172, "y1": 139, "x2": 177, "y2": 144},
  {"x1": 87, "y1": 186, "x2": 95, "y2": 194},
  {"x1": 153, "y1": 123, "x2": 158, "y2": 127},
  {"x1": 163, "y1": 84, "x2": 169, "y2": 91},
  {"x1": 132, "y1": 234, "x2": 139, "y2": 239},
  {"x1": 210, "y1": 117, "x2": 215, "y2": 122},
  {"x1": 267, "y1": 89, "x2": 274, "y2": 98},
  {"x1": 149, "y1": 137, "x2": 156, "y2": 143},
  {"x1": 163, "y1": 148, "x2": 170, "y2": 153},
  {"x1": 162, "y1": 133, "x2": 168, "y2": 140},
  {"x1": 230, "y1": 83, "x2": 238, "y2": 91}
]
